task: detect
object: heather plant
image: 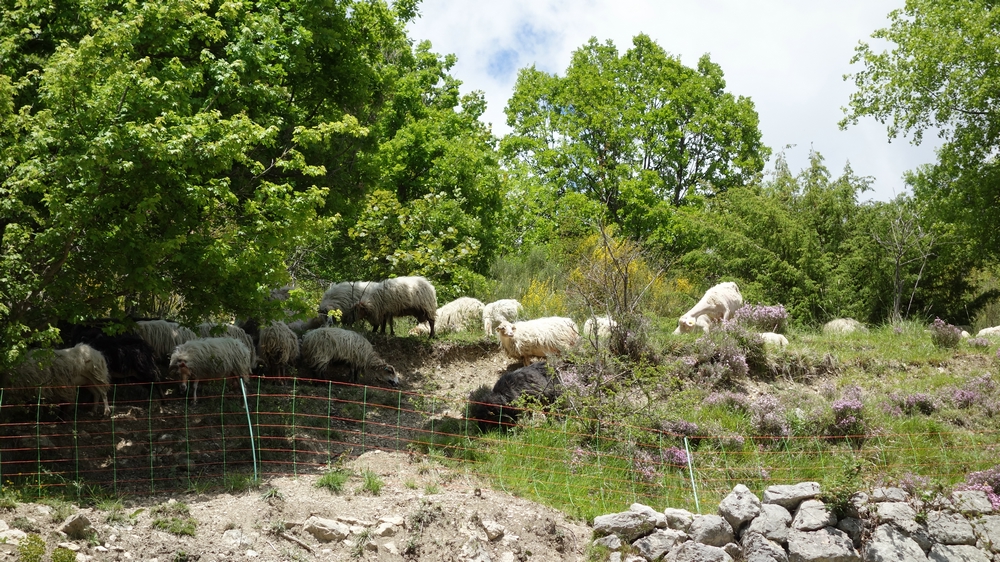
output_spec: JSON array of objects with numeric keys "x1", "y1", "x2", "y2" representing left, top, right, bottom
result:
[
  {"x1": 897, "y1": 472, "x2": 934, "y2": 498},
  {"x1": 967, "y1": 337, "x2": 991, "y2": 350},
  {"x1": 952, "y1": 389, "x2": 979, "y2": 409},
  {"x1": 733, "y1": 303, "x2": 789, "y2": 333},
  {"x1": 702, "y1": 391, "x2": 753, "y2": 413},
  {"x1": 750, "y1": 394, "x2": 789, "y2": 439},
  {"x1": 661, "y1": 447, "x2": 689, "y2": 467},
  {"x1": 886, "y1": 392, "x2": 937, "y2": 416},
  {"x1": 831, "y1": 390, "x2": 866, "y2": 437},
  {"x1": 959, "y1": 465, "x2": 1000, "y2": 510},
  {"x1": 929, "y1": 317, "x2": 963, "y2": 348},
  {"x1": 693, "y1": 322, "x2": 767, "y2": 388}
]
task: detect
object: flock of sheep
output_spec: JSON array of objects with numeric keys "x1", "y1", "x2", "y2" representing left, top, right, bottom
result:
[{"x1": 5, "y1": 275, "x2": 999, "y2": 423}]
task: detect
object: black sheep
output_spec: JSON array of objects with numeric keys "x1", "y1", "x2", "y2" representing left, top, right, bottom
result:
[
  {"x1": 467, "y1": 362, "x2": 562, "y2": 431},
  {"x1": 86, "y1": 334, "x2": 165, "y2": 399}
]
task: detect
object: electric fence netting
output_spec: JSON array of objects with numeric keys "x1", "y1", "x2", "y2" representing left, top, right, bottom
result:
[{"x1": 0, "y1": 377, "x2": 996, "y2": 515}]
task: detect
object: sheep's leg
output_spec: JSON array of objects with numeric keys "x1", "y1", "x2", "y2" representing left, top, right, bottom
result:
[
  {"x1": 192, "y1": 380, "x2": 199, "y2": 406},
  {"x1": 429, "y1": 319, "x2": 436, "y2": 338}
]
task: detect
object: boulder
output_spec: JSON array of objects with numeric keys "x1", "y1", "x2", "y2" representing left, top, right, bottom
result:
[
  {"x1": 59, "y1": 514, "x2": 94, "y2": 540},
  {"x1": 742, "y1": 531, "x2": 788, "y2": 562},
  {"x1": 632, "y1": 529, "x2": 688, "y2": 561},
  {"x1": 926, "y1": 510, "x2": 976, "y2": 546},
  {"x1": 689, "y1": 515, "x2": 734, "y2": 547},
  {"x1": 861, "y1": 524, "x2": 927, "y2": 561},
  {"x1": 664, "y1": 508, "x2": 696, "y2": 532},
  {"x1": 631, "y1": 503, "x2": 668, "y2": 529},
  {"x1": 786, "y1": 527, "x2": 860, "y2": 562},
  {"x1": 952, "y1": 491, "x2": 993, "y2": 515},
  {"x1": 836, "y1": 518, "x2": 863, "y2": 549},
  {"x1": 971, "y1": 515, "x2": 1000, "y2": 553},
  {"x1": 593, "y1": 534, "x2": 622, "y2": 551},
  {"x1": 664, "y1": 541, "x2": 734, "y2": 562},
  {"x1": 719, "y1": 484, "x2": 762, "y2": 533},
  {"x1": 927, "y1": 544, "x2": 991, "y2": 562},
  {"x1": 747, "y1": 504, "x2": 792, "y2": 545},
  {"x1": 870, "y1": 488, "x2": 908, "y2": 503},
  {"x1": 763, "y1": 483, "x2": 821, "y2": 510},
  {"x1": 303, "y1": 516, "x2": 350, "y2": 542},
  {"x1": 593, "y1": 510, "x2": 658, "y2": 542},
  {"x1": 792, "y1": 500, "x2": 837, "y2": 532}
]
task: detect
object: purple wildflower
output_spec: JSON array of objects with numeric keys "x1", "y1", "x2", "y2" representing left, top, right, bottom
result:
[
  {"x1": 661, "y1": 447, "x2": 689, "y2": 467},
  {"x1": 929, "y1": 318, "x2": 963, "y2": 348},
  {"x1": 953, "y1": 389, "x2": 979, "y2": 409},
  {"x1": 751, "y1": 394, "x2": 789, "y2": 438},
  {"x1": 733, "y1": 304, "x2": 789, "y2": 333}
]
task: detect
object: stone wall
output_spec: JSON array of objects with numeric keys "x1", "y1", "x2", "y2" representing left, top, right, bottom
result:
[{"x1": 590, "y1": 482, "x2": 1000, "y2": 561}]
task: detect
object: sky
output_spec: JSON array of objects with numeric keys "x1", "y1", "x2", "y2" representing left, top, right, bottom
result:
[{"x1": 407, "y1": 0, "x2": 939, "y2": 202}]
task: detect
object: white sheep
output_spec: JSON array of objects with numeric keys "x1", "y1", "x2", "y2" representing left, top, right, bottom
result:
[
  {"x1": 300, "y1": 327, "x2": 399, "y2": 385},
  {"x1": 318, "y1": 281, "x2": 381, "y2": 325},
  {"x1": 674, "y1": 282, "x2": 743, "y2": 334},
  {"x1": 134, "y1": 319, "x2": 198, "y2": 360},
  {"x1": 583, "y1": 315, "x2": 618, "y2": 341},
  {"x1": 823, "y1": 318, "x2": 867, "y2": 335},
  {"x1": 354, "y1": 276, "x2": 437, "y2": 337},
  {"x1": 6, "y1": 344, "x2": 112, "y2": 416},
  {"x1": 258, "y1": 321, "x2": 300, "y2": 379},
  {"x1": 977, "y1": 326, "x2": 1000, "y2": 338},
  {"x1": 760, "y1": 332, "x2": 789, "y2": 347},
  {"x1": 410, "y1": 297, "x2": 485, "y2": 336},
  {"x1": 197, "y1": 322, "x2": 257, "y2": 365},
  {"x1": 483, "y1": 299, "x2": 523, "y2": 338},
  {"x1": 168, "y1": 337, "x2": 253, "y2": 405},
  {"x1": 496, "y1": 317, "x2": 580, "y2": 366}
]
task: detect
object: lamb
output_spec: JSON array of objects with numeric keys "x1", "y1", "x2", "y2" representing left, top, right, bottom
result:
[
  {"x1": 318, "y1": 281, "x2": 381, "y2": 325},
  {"x1": 823, "y1": 318, "x2": 867, "y2": 335},
  {"x1": 299, "y1": 327, "x2": 399, "y2": 386},
  {"x1": 496, "y1": 317, "x2": 579, "y2": 366},
  {"x1": 674, "y1": 282, "x2": 743, "y2": 334},
  {"x1": 354, "y1": 276, "x2": 437, "y2": 337},
  {"x1": 483, "y1": 299, "x2": 523, "y2": 337},
  {"x1": 467, "y1": 362, "x2": 562, "y2": 431},
  {"x1": 86, "y1": 334, "x2": 165, "y2": 398},
  {"x1": 582, "y1": 315, "x2": 618, "y2": 341},
  {"x1": 198, "y1": 323, "x2": 257, "y2": 365},
  {"x1": 257, "y1": 321, "x2": 300, "y2": 380},
  {"x1": 976, "y1": 326, "x2": 1000, "y2": 338},
  {"x1": 134, "y1": 319, "x2": 198, "y2": 361},
  {"x1": 410, "y1": 297, "x2": 484, "y2": 336},
  {"x1": 759, "y1": 332, "x2": 789, "y2": 347},
  {"x1": 5, "y1": 344, "x2": 111, "y2": 416},
  {"x1": 168, "y1": 337, "x2": 253, "y2": 405}
]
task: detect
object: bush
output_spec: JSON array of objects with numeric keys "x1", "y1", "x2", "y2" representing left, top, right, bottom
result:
[
  {"x1": 830, "y1": 387, "x2": 866, "y2": 436},
  {"x1": 693, "y1": 322, "x2": 767, "y2": 388},
  {"x1": 959, "y1": 465, "x2": 1000, "y2": 510},
  {"x1": 967, "y1": 337, "x2": 991, "y2": 349},
  {"x1": 750, "y1": 394, "x2": 789, "y2": 439},
  {"x1": 929, "y1": 317, "x2": 963, "y2": 348},
  {"x1": 733, "y1": 303, "x2": 789, "y2": 333}
]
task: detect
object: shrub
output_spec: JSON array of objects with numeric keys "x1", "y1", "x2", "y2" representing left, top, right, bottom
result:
[
  {"x1": 929, "y1": 317, "x2": 963, "y2": 348},
  {"x1": 831, "y1": 389, "x2": 866, "y2": 437},
  {"x1": 952, "y1": 389, "x2": 979, "y2": 409},
  {"x1": 703, "y1": 391, "x2": 753, "y2": 413},
  {"x1": 959, "y1": 465, "x2": 1000, "y2": 510},
  {"x1": 967, "y1": 337, "x2": 991, "y2": 349},
  {"x1": 17, "y1": 534, "x2": 45, "y2": 562},
  {"x1": 750, "y1": 394, "x2": 789, "y2": 439},
  {"x1": 733, "y1": 304, "x2": 789, "y2": 333},
  {"x1": 693, "y1": 322, "x2": 767, "y2": 388}
]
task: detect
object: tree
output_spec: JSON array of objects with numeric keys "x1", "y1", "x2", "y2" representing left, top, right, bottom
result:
[
  {"x1": 502, "y1": 34, "x2": 768, "y2": 236},
  {"x1": 842, "y1": 0, "x2": 1000, "y2": 257}
]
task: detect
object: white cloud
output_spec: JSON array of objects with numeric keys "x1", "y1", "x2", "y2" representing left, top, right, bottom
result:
[{"x1": 408, "y1": 0, "x2": 937, "y2": 201}]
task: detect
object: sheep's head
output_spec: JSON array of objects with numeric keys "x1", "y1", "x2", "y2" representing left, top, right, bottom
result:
[
  {"x1": 174, "y1": 360, "x2": 191, "y2": 392},
  {"x1": 377, "y1": 364, "x2": 399, "y2": 387},
  {"x1": 496, "y1": 321, "x2": 516, "y2": 339},
  {"x1": 354, "y1": 300, "x2": 372, "y2": 320},
  {"x1": 674, "y1": 316, "x2": 698, "y2": 335}
]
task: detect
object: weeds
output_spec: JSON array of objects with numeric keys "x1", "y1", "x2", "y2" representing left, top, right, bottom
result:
[
  {"x1": 360, "y1": 470, "x2": 384, "y2": 496},
  {"x1": 16, "y1": 534, "x2": 45, "y2": 562},
  {"x1": 316, "y1": 468, "x2": 351, "y2": 494},
  {"x1": 151, "y1": 502, "x2": 196, "y2": 536}
]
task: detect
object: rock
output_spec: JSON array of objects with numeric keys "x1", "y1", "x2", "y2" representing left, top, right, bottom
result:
[
  {"x1": 723, "y1": 542, "x2": 742, "y2": 561},
  {"x1": 222, "y1": 529, "x2": 252, "y2": 547},
  {"x1": 664, "y1": 508, "x2": 696, "y2": 532},
  {"x1": 631, "y1": 503, "x2": 668, "y2": 529},
  {"x1": 378, "y1": 515, "x2": 405, "y2": 527},
  {"x1": 498, "y1": 552, "x2": 515, "y2": 562},
  {"x1": 792, "y1": 500, "x2": 837, "y2": 531},
  {"x1": 742, "y1": 531, "x2": 788, "y2": 562},
  {"x1": 972, "y1": 515, "x2": 1000, "y2": 553},
  {"x1": 747, "y1": 504, "x2": 792, "y2": 545},
  {"x1": 719, "y1": 484, "x2": 762, "y2": 533},
  {"x1": 926, "y1": 510, "x2": 976, "y2": 546},
  {"x1": 0, "y1": 528, "x2": 27, "y2": 545},
  {"x1": 861, "y1": 524, "x2": 927, "y2": 561},
  {"x1": 364, "y1": 540, "x2": 378, "y2": 552},
  {"x1": 664, "y1": 541, "x2": 733, "y2": 562},
  {"x1": 245, "y1": 549, "x2": 258, "y2": 558},
  {"x1": 874, "y1": 502, "x2": 917, "y2": 528},
  {"x1": 689, "y1": 515, "x2": 735, "y2": 547},
  {"x1": 927, "y1": 544, "x2": 990, "y2": 562},
  {"x1": 870, "y1": 488, "x2": 908, "y2": 503},
  {"x1": 480, "y1": 519, "x2": 505, "y2": 541},
  {"x1": 374, "y1": 522, "x2": 397, "y2": 537},
  {"x1": 609, "y1": 553, "x2": 622, "y2": 562},
  {"x1": 786, "y1": 527, "x2": 860, "y2": 562},
  {"x1": 593, "y1": 510, "x2": 659, "y2": 542},
  {"x1": 836, "y1": 517, "x2": 863, "y2": 549},
  {"x1": 763, "y1": 483, "x2": 821, "y2": 510},
  {"x1": 383, "y1": 542, "x2": 399, "y2": 556},
  {"x1": 593, "y1": 535, "x2": 623, "y2": 550},
  {"x1": 952, "y1": 491, "x2": 994, "y2": 515},
  {"x1": 461, "y1": 538, "x2": 493, "y2": 562},
  {"x1": 632, "y1": 528, "x2": 688, "y2": 561},
  {"x1": 845, "y1": 493, "x2": 869, "y2": 519},
  {"x1": 303, "y1": 516, "x2": 350, "y2": 542},
  {"x1": 59, "y1": 513, "x2": 93, "y2": 540}
]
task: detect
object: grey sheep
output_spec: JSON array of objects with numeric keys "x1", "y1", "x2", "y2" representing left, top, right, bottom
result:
[
  {"x1": 168, "y1": 337, "x2": 253, "y2": 405},
  {"x1": 410, "y1": 297, "x2": 484, "y2": 336},
  {"x1": 318, "y1": 281, "x2": 381, "y2": 325},
  {"x1": 197, "y1": 322, "x2": 257, "y2": 365},
  {"x1": 300, "y1": 327, "x2": 399, "y2": 386},
  {"x1": 4, "y1": 343, "x2": 111, "y2": 416},
  {"x1": 134, "y1": 319, "x2": 198, "y2": 361},
  {"x1": 258, "y1": 321, "x2": 300, "y2": 379},
  {"x1": 354, "y1": 276, "x2": 437, "y2": 337},
  {"x1": 483, "y1": 299, "x2": 523, "y2": 338}
]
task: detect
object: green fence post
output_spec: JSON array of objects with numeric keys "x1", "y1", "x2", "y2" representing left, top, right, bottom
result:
[
  {"x1": 684, "y1": 436, "x2": 700, "y2": 514},
  {"x1": 35, "y1": 388, "x2": 42, "y2": 498},
  {"x1": 220, "y1": 383, "x2": 227, "y2": 484},
  {"x1": 184, "y1": 393, "x2": 191, "y2": 490},
  {"x1": 148, "y1": 384, "x2": 155, "y2": 495},
  {"x1": 327, "y1": 382, "x2": 333, "y2": 467},
  {"x1": 362, "y1": 386, "x2": 368, "y2": 453},
  {"x1": 111, "y1": 384, "x2": 118, "y2": 496},
  {"x1": 74, "y1": 388, "x2": 80, "y2": 497},
  {"x1": 239, "y1": 379, "x2": 257, "y2": 482},
  {"x1": 292, "y1": 376, "x2": 298, "y2": 476},
  {"x1": 396, "y1": 389, "x2": 402, "y2": 452}
]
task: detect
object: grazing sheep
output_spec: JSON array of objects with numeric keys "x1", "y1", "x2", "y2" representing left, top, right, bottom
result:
[
  {"x1": 674, "y1": 282, "x2": 743, "y2": 335},
  {"x1": 410, "y1": 297, "x2": 485, "y2": 336},
  {"x1": 760, "y1": 332, "x2": 789, "y2": 347},
  {"x1": 257, "y1": 321, "x2": 300, "y2": 379},
  {"x1": 483, "y1": 299, "x2": 523, "y2": 337},
  {"x1": 286, "y1": 316, "x2": 327, "y2": 336},
  {"x1": 582, "y1": 315, "x2": 618, "y2": 341},
  {"x1": 467, "y1": 362, "x2": 562, "y2": 431},
  {"x1": 977, "y1": 326, "x2": 1000, "y2": 338},
  {"x1": 134, "y1": 320, "x2": 198, "y2": 361},
  {"x1": 198, "y1": 323, "x2": 257, "y2": 365},
  {"x1": 823, "y1": 318, "x2": 867, "y2": 335},
  {"x1": 168, "y1": 337, "x2": 253, "y2": 405},
  {"x1": 354, "y1": 276, "x2": 437, "y2": 337},
  {"x1": 299, "y1": 327, "x2": 399, "y2": 386},
  {"x1": 496, "y1": 317, "x2": 579, "y2": 366},
  {"x1": 5, "y1": 344, "x2": 111, "y2": 416},
  {"x1": 318, "y1": 281, "x2": 381, "y2": 325},
  {"x1": 86, "y1": 334, "x2": 165, "y2": 398}
]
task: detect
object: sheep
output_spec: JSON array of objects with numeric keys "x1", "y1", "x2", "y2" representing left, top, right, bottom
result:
[
  {"x1": 496, "y1": 317, "x2": 579, "y2": 366},
  {"x1": 760, "y1": 332, "x2": 789, "y2": 347},
  {"x1": 286, "y1": 315, "x2": 327, "y2": 336},
  {"x1": 674, "y1": 282, "x2": 743, "y2": 334},
  {"x1": 467, "y1": 362, "x2": 562, "y2": 431},
  {"x1": 197, "y1": 323, "x2": 257, "y2": 365},
  {"x1": 4, "y1": 344, "x2": 111, "y2": 416},
  {"x1": 318, "y1": 281, "x2": 381, "y2": 325},
  {"x1": 134, "y1": 319, "x2": 197, "y2": 361},
  {"x1": 823, "y1": 318, "x2": 867, "y2": 335},
  {"x1": 257, "y1": 321, "x2": 300, "y2": 380},
  {"x1": 483, "y1": 299, "x2": 523, "y2": 337},
  {"x1": 354, "y1": 276, "x2": 437, "y2": 337},
  {"x1": 86, "y1": 334, "x2": 165, "y2": 399},
  {"x1": 299, "y1": 327, "x2": 399, "y2": 386},
  {"x1": 582, "y1": 315, "x2": 618, "y2": 341},
  {"x1": 168, "y1": 337, "x2": 253, "y2": 405},
  {"x1": 410, "y1": 297, "x2": 485, "y2": 336},
  {"x1": 977, "y1": 326, "x2": 1000, "y2": 338}
]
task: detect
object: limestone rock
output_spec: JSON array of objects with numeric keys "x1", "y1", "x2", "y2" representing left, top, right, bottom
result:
[
  {"x1": 664, "y1": 541, "x2": 734, "y2": 562},
  {"x1": 926, "y1": 510, "x2": 976, "y2": 546},
  {"x1": 374, "y1": 522, "x2": 397, "y2": 537},
  {"x1": 874, "y1": 502, "x2": 917, "y2": 529},
  {"x1": 222, "y1": 529, "x2": 252, "y2": 547},
  {"x1": 632, "y1": 528, "x2": 688, "y2": 561},
  {"x1": 593, "y1": 534, "x2": 622, "y2": 551},
  {"x1": 763, "y1": 483, "x2": 821, "y2": 510},
  {"x1": 786, "y1": 527, "x2": 859, "y2": 562},
  {"x1": 664, "y1": 508, "x2": 695, "y2": 532},
  {"x1": 747, "y1": 504, "x2": 792, "y2": 545},
  {"x1": 593, "y1": 510, "x2": 658, "y2": 542},
  {"x1": 927, "y1": 543, "x2": 991, "y2": 562},
  {"x1": 303, "y1": 516, "x2": 350, "y2": 542},
  {"x1": 870, "y1": 488, "x2": 908, "y2": 503},
  {"x1": 719, "y1": 484, "x2": 762, "y2": 533},
  {"x1": 723, "y1": 542, "x2": 742, "y2": 561},
  {"x1": 480, "y1": 519, "x2": 505, "y2": 541},
  {"x1": 792, "y1": 500, "x2": 837, "y2": 532},
  {"x1": 742, "y1": 531, "x2": 788, "y2": 562},
  {"x1": 59, "y1": 513, "x2": 93, "y2": 541},
  {"x1": 861, "y1": 524, "x2": 927, "y2": 561},
  {"x1": 689, "y1": 515, "x2": 734, "y2": 547},
  {"x1": 836, "y1": 517, "x2": 863, "y2": 549},
  {"x1": 631, "y1": 503, "x2": 668, "y2": 529},
  {"x1": 952, "y1": 491, "x2": 994, "y2": 515},
  {"x1": 972, "y1": 515, "x2": 1000, "y2": 553}
]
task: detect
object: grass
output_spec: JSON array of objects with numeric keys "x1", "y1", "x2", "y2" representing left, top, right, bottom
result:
[
  {"x1": 360, "y1": 470, "x2": 384, "y2": 496},
  {"x1": 151, "y1": 502, "x2": 197, "y2": 536},
  {"x1": 316, "y1": 468, "x2": 351, "y2": 494}
]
